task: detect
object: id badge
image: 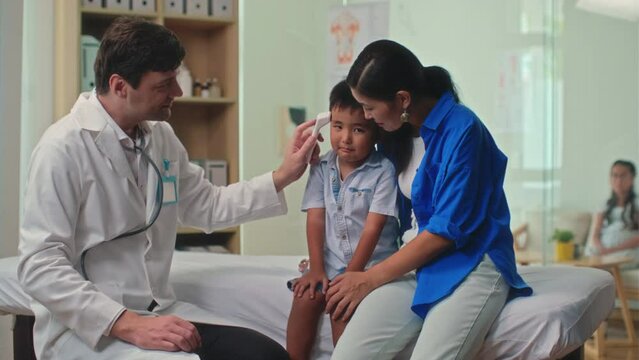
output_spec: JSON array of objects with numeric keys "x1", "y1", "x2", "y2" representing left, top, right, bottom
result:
[
  {"x1": 161, "y1": 159, "x2": 178, "y2": 204},
  {"x1": 162, "y1": 175, "x2": 178, "y2": 204}
]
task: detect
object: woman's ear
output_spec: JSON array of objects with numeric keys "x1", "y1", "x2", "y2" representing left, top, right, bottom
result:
[{"x1": 396, "y1": 90, "x2": 412, "y2": 110}]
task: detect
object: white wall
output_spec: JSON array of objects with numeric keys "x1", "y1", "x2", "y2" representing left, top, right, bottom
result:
[
  {"x1": 0, "y1": 0, "x2": 23, "y2": 259},
  {"x1": 0, "y1": 0, "x2": 23, "y2": 357},
  {"x1": 240, "y1": 0, "x2": 340, "y2": 255},
  {"x1": 21, "y1": 0, "x2": 55, "y2": 217},
  {"x1": 560, "y1": 0, "x2": 639, "y2": 210}
]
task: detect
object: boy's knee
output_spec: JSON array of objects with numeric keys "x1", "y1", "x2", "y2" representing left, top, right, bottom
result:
[{"x1": 292, "y1": 293, "x2": 325, "y2": 310}]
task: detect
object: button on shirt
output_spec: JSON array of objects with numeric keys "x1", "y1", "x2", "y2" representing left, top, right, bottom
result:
[
  {"x1": 301, "y1": 150, "x2": 399, "y2": 279},
  {"x1": 391, "y1": 92, "x2": 532, "y2": 318}
]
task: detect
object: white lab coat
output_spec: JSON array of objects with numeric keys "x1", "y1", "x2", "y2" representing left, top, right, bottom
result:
[{"x1": 17, "y1": 92, "x2": 288, "y2": 360}]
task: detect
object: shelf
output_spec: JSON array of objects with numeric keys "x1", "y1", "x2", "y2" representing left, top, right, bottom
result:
[
  {"x1": 56, "y1": 0, "x2": 240, "y2": 253},
  {"x1": 81, "y1": 8, "x2": 158, "y2": 18},
  {"x1": 164, "y1": 14, "x2": 235, "y2": 30},
  {"x1": 177, "y1": 226, "x2": 238, "y2": 234},
  {"x1": 174, "y1": 96, "x2": 235, "y2": 105}
]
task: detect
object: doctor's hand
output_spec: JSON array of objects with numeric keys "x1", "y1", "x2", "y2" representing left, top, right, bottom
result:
[
  {"x1": 324, "y1": 271, "x2": 375, "y2": 322},
  {"x1": 273, "y1": 120, "x2": 321, "y2": 192},
  {"x1": 110, "y1": 310, "x2": 202, "y2": 353}
]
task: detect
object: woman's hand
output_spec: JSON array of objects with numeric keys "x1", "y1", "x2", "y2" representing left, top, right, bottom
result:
[
  {"x1": 325, "y1": 271, "x2": 376, "y2": 321},
  {"x1": 293, "y1": 270, "x2": 329, "y2": 300},
  {"x1": 272, "y1": 120, "x2": 320, "y2": 192}
]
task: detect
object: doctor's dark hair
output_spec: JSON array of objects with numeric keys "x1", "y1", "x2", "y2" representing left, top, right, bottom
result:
[
  {"x1": 94, "y1": 17, "x2": 185, "y2": 95},
  {"x1": 604, "y1": 160, "x2": 638, "y2": 230}
]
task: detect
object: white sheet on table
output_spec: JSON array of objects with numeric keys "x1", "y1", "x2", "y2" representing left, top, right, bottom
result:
[
  {"x1": 0, "y1": 256, "x2": 32, "y2": 316},
  {"x1": 168, "y1": 252, "x2": 615, "y2": 360},
  {"x1": 0, "y1": 252, "x2": 615, "y2": 360}
]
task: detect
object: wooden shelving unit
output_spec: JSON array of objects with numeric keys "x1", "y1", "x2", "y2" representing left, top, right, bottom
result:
[{"x1": 54, "y1": 0, "x2": 241, "y2": 253}]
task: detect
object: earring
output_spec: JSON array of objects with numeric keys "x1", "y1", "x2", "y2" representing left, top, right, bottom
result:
[{"x1": 400, "y1": 109, "x2": 410, "y2": 123}]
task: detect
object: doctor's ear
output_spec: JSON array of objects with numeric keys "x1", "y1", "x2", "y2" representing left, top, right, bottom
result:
[{"x1": 109, "y1": 74, "x2": 128, "y2": 98}]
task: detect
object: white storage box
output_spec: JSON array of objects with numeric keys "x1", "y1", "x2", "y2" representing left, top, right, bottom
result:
[
  {"x1": 211, "y1": 0, "x2": 232, "y2": 18},
  {"x1": 164, "y1": 0, "x2": 184, "y2": 14},
  {"x1": 105, "y1": 0, "x2": 130, "y2": 10},
  {"x1": 82, "y1": 0, "x2": 103, "y2": 9},
  {"x1": 132, "y1": 0, "x2": 155, "y2": 12},
  {"x1": 206, "y1": 160, "x2": 227, "y2": 186},
  {"x1": 186, "y1": 0, "x2": 208, "y2": 16}
]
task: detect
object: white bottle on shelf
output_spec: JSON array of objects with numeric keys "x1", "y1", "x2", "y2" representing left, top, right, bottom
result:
[
  {"x1": 176, "y1": 62, "x2": 193, "y2": 97},
  {"x1": 210, "y1": 77, "x2": 222, "y2": 98},
  {"x1": 201, "y1": 78, "x2": 211, "y2": 98}
]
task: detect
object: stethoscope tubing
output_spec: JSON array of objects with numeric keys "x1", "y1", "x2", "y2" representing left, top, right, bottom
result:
[{"x1": 79, "y1": 140, "x2": 164, "y2": 280}]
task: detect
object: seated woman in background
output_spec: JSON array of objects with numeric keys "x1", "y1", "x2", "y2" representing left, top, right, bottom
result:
[{"x1": 586, "y1": 160, "x2": 639, "y2": 265}]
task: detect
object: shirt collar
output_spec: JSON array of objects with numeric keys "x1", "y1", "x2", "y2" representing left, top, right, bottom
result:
[
  {"x1": 420, "y1": 91, "x2": 456, "y2": 133},
  {"x1": 89, "y1": 90, "x2": 150, "y2": 147},
  {"x1": 326, "y1": 149, "x2": 383, "y2": 171}
]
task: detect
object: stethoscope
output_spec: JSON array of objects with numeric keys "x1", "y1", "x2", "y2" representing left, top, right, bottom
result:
[{"x1": 80, "y1": 130, "x2": 164, "y2": 280}]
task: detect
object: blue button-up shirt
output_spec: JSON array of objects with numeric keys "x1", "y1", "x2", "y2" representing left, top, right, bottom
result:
[
  {"x1": 301, "y1": 150, "x2": 399, "y2": 279},
  {"x1": 392, "y1": 92, "x2": 532, "y2": 318}
]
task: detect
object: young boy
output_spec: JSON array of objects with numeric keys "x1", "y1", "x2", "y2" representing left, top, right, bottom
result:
[{"x1": 286, "y1": 81, "x2": 399, "y2": 360}]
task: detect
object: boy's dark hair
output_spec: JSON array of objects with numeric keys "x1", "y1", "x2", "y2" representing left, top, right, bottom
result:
[
  {"x1": 329, "y1": 80, "x2": 361, "y2": 111},
  {"x1": 94, "y1": 17, "x2": 185, "y2": 94},
  {"x1": 328, "y1": 80, "x2": 378, "y2": 142}
]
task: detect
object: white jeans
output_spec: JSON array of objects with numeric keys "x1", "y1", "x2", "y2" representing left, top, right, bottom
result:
[{"x1": 331, "y1": 255, "x2": 508, "y2": 360}]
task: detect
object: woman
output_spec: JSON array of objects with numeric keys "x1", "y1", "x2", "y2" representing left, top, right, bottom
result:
[
  {"x1": 586, "y1": 160, "x2": 639, "y2": 263},
  {"x1": 325, "y1": 40, "x2": 532, "y2": 359}
]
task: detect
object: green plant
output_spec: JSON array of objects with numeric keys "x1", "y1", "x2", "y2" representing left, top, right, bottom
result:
[{"x1": 551, "y1": 229, "x2": 574, "y2": 243}]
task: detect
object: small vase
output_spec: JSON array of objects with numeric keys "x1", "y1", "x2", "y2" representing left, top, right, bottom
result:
[{"x1": 555, "y1": 241, "x2": 575, "y2": 262}]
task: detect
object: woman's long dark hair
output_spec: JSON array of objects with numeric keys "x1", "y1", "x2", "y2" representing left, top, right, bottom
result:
[
  {"x1": 604, "y1": 160, "x2": 638, "y2": 230},
  {"x1": 345, "y1": 40, "x2": 459, "y2": 174}
]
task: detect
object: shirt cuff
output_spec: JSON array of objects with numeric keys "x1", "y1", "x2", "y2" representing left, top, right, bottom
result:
[
  {"x1": 103, "y1": 307, "x2": 127, "y2": 337},
  {"x1": 259, "y1": 172, "x2": 288, "y2": 216},
  {"x1": 83, "y1": 301, "x2": 127, "y2": 349},
  {"x1": 369, "y1": 205, "x2": 398, "y2": 218},
  {"x1": 423, "y1": 214, "x2": 467, "y2": 249}
]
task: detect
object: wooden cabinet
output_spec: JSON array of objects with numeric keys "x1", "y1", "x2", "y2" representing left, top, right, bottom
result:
[{"x1": 54, "y1": 0, "x2": 241, "y2": 253}]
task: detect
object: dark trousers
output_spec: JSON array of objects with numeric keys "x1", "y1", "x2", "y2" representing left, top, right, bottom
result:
[{"x1": 193, "y1": 322, "x2": 289, "y2": 360}]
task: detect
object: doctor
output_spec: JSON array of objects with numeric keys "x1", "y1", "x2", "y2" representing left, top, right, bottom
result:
[{"x1": 18, "y1": 17, "x2": 316, "y2": 360}]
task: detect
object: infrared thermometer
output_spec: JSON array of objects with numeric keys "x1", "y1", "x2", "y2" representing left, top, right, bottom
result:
[
  {"x1": 312, "y1": 111, "x2": 331, "y2": 137},
  {"x1": 305, "y1": 111, "x2": 331, "y2": 163}
]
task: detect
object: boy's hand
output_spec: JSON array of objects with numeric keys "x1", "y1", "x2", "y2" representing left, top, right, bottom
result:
[{"x1": 292, "y1": 270, "x2": 329, "y2": 300}]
